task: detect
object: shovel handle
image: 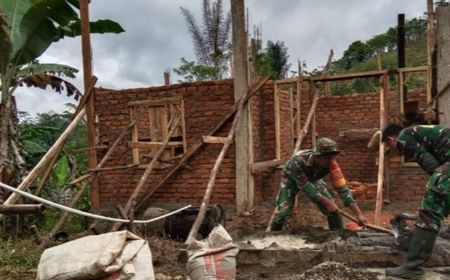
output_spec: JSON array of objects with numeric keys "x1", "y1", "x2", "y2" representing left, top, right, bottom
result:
[{"x1": 337, "y1": 209, "x2": 394, "y2": 236}]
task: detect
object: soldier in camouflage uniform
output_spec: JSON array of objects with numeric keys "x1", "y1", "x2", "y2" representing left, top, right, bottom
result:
[
  {"x1": 270, "y1": 137, "x2": 367, "y2": 231},
  {"x1": 382, "y1": 124, "x2": 450, "y2": 279}
]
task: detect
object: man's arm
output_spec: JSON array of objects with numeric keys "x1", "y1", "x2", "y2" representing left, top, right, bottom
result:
[
  {"x1": 399, "y1": 129, "x2": 440, "y2": 174},
  {"x1": 329, "y1": 160, "x2": 367, "y2": 225}
]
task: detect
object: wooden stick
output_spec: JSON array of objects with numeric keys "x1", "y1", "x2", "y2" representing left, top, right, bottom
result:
[
  {"x1": 0, "y1": 204, "x2": 45, "y2": 214},
  {"x1": 293, "y1": 84, "x2": 319, "y2": 153},
  {"x1": 375, "y1": 73, "x2": 388, "y2": 226},
  {"x1": 111, "y1": 114, "x2": 181, "y2": 231},
  {"x1": 68, "y1": 174, "x2": 91, "y2": 186},
  {"x1": 185, "y1": 80, "x2": 251, "y2": 244},
  {"x1": 251, "y1": 159, "x2": 283, "y2": 174},
  {"x1": 337, "y1": 209, "x2": 393, "y2": 235},
  {"x1": 135, "y1": 76, "x2": 270, "y2": 211}
]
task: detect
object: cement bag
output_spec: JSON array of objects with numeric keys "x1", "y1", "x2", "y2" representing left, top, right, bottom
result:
[
  {"x1": 187, "y1": 225, "x2": 239, "y2": 280},
  {"x1": 37, "y1": 230, "x2": 155, "y2": 280}
]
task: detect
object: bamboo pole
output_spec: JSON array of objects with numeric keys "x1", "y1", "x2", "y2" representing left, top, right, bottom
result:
[
  {"x1": 111, "y1": 114, "x2": 181, "y2": 231},
  {"x1": 0, "y1": 107, "x2": 87, "y2": 221},
  {"x1": 293, "y1": 84, "x2": 319, "y2": 154},
  {"x1": 135, "y1": 76, "x2": 270, "y2": 211},
  {"x1": 39, "y1": 120, "x2": 136, "y2": 247},
  {"x1": 374, "y1": 73, "x2": 388, "y2": 226},
  {"x1": 185, "y1": 79, "x2": 250, "y2": 244}
]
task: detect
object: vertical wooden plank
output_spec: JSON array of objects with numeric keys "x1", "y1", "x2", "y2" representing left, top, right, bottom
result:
[
  {"x1": 399, "y1": 71, "x2": 404, "y2": 115},
  {"x1": 436, "y1": 5, "x2": 450, "y2": 126},
  {"x1": 232, "y1": 0, "x2": 252, "y2": 212},
  {"x1": 180, "y1": 98, "x2": 187, "y2": 153},
  {"x1": 311, "y1": 84, "x2": 317, "y2": 149},
  {"x1": 80, "y1": 0, "x2": 99, "y2": 209},
  {"x1": 427, "y1": 0, "x2": 434, "y2": 105},
  {"x1": 274, "y1": 84, "x2": 281, "y2": 160},
  {"x1": 130, "y1": 108, "x2": 140, "y2": 164},
  {"x1": 161, "y1": 105, "x2": 169, "y2": 160},
  {"x1": 289, "y1": 88, "x2": 295, "y2": 145},
  {"x1": 296, "y1": 81, "x2": 302, "y2": 137}
]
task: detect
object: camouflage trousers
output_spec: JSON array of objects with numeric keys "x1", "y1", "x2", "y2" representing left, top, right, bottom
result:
[
  {"x1": 273, "y1": 174, "x2": 337, "y2": 227},
  {"x1": 416, "y1": 162, "x2": 450, "y2": 232}
]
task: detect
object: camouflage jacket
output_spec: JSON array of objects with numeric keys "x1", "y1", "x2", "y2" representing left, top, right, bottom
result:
[
  {"x1": 282, "y1": 150, "x2": 355, "y2": 206},
  {"x1": 398, "y1": 125, "x2": 450, "y2": 174}
]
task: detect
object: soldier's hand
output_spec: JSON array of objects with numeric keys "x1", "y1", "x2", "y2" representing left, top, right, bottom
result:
[
  {"x1": 324, "y1": 200, "x2": 338, "y2": 213},
  {"x1": 356, "y1": 214, "x2": 368, "y2": 226}
]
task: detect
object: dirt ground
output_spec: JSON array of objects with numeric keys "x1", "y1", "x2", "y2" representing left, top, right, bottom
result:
[{"x1": 0, "y1": 201, "x2": 430, "y2": 280}]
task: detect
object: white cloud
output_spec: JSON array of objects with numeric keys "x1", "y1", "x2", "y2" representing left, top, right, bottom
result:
[{"x1": 15, "y1": 0, "x2": 426, "y2": 116}]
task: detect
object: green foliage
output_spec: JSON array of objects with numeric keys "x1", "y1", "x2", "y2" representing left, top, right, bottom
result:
[
  {"x1": 173, "y1": 57, "x2": 221, "y2": 82},
  {"x1": 258, "y1": 40, "x2": 291, "y2": 80},
  {"x1": 329, "y1": 16, "x2": 428, "y2": 95},
  {"x1": 18, "y1": 107, "x2": 90, "y2": 233}
]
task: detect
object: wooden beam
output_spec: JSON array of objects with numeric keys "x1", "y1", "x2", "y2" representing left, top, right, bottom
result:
[
  {"x1": 127, "y1": 141, "x2": 183, "y2": 149},
  {"x1": 312, "y1": 70, "x2": 388, "y2": 82},
  {"x1": 128, "y1": 97, "x2": 182, "y2": 107},
  {"x1": 0, "y1": 204, "x2": 45, "y2": 214},
  {"x1": 202, "y1": 136, "x2": 229, "y2": 144},
  {"x1": 274, "y1": 83, "x2": 281, "y2": 159},
  {"x1": 293, "y1": 83, "x2": 319, "y2": 153},
  {"x1": 71, "y1": 145, "x2": 108, "y2": 154},
  {"x1": 398, "y1": 66, "x2": 428, "y2": 73},
  {"x1": 251, "y1": 159, "x2": 283, "y2": 174},
  {"x1": 80, "y1": 0, "x2": 99, "y2": 209},
  {"x1": 135, "y1": 76, "x2": 270, "y2": 211}
]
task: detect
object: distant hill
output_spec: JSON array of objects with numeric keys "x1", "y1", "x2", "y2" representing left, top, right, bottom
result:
[{"x1": 323, "y1": 17, "x2": 428, "y2": 95}]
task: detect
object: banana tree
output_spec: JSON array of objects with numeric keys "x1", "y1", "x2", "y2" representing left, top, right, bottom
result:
[{"x1": 0, "y1": 0, "x2": 124, "y2": 185}]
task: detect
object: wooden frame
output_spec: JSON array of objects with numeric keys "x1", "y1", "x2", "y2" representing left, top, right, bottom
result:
[
  {"x1": 398, "y1": 66, "x2": 430, "y2": 167},
  {"x1": 129, "y1": 96, "x2": 186, "y2": 165}
]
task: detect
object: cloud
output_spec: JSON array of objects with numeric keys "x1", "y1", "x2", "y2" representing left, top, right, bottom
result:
[{"x1": 15, "y1": 0, "x2": 426, "y2": 116}]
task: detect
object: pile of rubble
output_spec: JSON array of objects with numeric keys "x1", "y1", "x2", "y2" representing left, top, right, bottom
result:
[{"x1": 299, "y1": 261, "x2": 378, "y2": 280}]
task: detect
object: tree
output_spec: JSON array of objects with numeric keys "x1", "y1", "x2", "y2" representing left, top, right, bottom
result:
[
  {"x1": 180, "y1": 0, "x2": 231, "y2": 80},
  {"x1": 258, "y1": 40, "x2": 291, "y2": 80},
  {"x1": 173, "y1": 57, "x2": 220, "y2": 82},
  {"x1": 0, "y1": 0, "x2": 124, "y2": 185}
]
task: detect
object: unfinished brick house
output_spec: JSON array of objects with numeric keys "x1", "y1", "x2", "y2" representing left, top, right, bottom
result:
[{"x1": 93, "y1": 67, "x2": 432, "y2": 213}]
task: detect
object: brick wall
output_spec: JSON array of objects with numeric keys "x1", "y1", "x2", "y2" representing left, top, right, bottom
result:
[{"x1": 94, "y1": 78, "x2": 429, "y2": 209}]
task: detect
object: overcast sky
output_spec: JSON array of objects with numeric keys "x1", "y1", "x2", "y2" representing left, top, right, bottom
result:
[{"x1": 16, "y1": 0, "x2": 426, "y2": 117}]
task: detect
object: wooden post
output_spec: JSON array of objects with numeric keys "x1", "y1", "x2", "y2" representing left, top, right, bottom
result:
[
  {"x1": 398, "y1": 14, "x2": 407, "y2": 102},
  {"x1": 111, "y1": 114, "x2": 181, "y2": 231},
  {"x1": 427, "y1": 0, "x2": 434, "y2": 106},
  {"x1": 293, "y1": 83, "x2": 319, "y2": 153},
  {"x1": 436, "y1": 4, "x2": 450, "y2": 126},
  {"x1": 231, "y1": 0, "x2": 253, "y2": 213},
  {"x1": 135, "y1": 76, "x2": 269, "y2": 211},
  {"x1": 374, "y1": 73, "x2": 388, "y2": 226},
  {"x1": 80, "y1": 0, "x2": 99, "y2": 209}
]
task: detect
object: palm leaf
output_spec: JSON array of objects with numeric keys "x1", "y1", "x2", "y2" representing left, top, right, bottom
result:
[
  {"x1": 61, "y1": 19, "x2": 125, "y2": 37},
  {"x1": 19, "y1": 74, "x2": 82, "y2": 100},
  {"x1": 18, "y1": 63, "x2": 78, "y2": 78}
]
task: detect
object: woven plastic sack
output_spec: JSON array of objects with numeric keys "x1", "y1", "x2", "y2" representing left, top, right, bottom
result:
[{"x1": 187, "y1": 225, "x2": 239, "y2": 280}]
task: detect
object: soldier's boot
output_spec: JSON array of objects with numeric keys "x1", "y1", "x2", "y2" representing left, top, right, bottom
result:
[
  {"x1": 270, "y1": 221, "x2": 283, "y2": 231},
  {"x1": 385, "y1": 226, "x2": 438, "y2": 279},
  {"x1": 327, "y1": 211, "x2": 343, "y2": 230}
]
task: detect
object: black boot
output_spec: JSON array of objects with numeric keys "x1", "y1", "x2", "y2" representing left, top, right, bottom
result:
[
  {"x1": 327, "y1": 212, "x2": 343, "y2": 230},
  {"x1": 386, "y1": 226, "x2": 438, "y2": 279},
  {"x1": 270, "y1": 222, "x2": 283, "y2": 231}
]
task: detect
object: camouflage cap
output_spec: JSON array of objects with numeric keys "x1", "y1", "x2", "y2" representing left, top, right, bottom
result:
[{"x1": 313, "y1": 137, "x2": 341, "y2": 155}]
